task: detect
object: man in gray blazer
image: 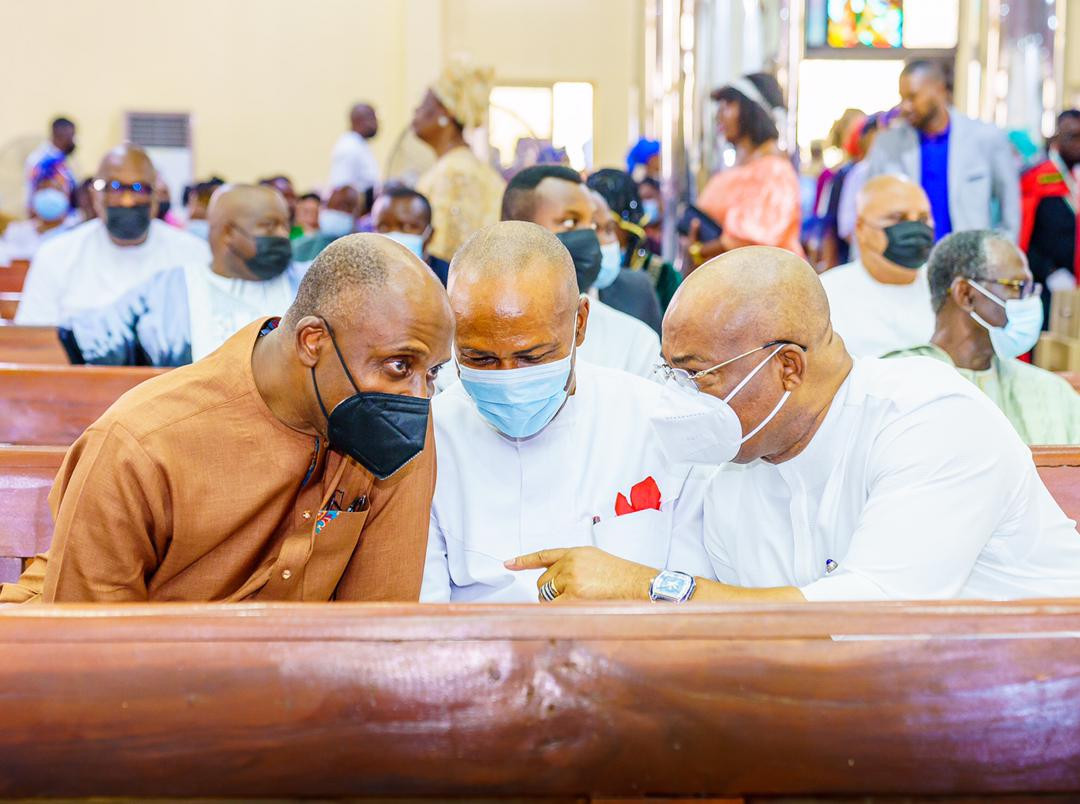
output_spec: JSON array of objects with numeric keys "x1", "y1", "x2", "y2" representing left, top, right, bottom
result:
[{"x1": 867, "y1": 60, "x2": 1020, "y2": 242}]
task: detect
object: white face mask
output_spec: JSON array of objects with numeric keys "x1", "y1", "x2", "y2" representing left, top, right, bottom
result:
[
  {"x1": 381, "y1": 230, "x2": 428, "y2": 260},
  {"x1": 319, "y1": 208, "x2": 355, "y2": 237},
  {"x1": 968, "y1": 280, "x2": 1044, "y2": 360},
  {"x1": 650, "y1": 342, "x2": 794, "y2": 466}
]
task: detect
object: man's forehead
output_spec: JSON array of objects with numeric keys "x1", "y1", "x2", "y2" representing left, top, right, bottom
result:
[
  {"x1": 537, "y1": 177, "x2": 590, "y2": 207},
  {"x1": 987, "y1": 239, "x2": 1028, "y2": 277},
  {"x1": 101, "y1": 156, "x2": 154, "y2": 182},
  {"x1": 864, "y1": 185, "x2": 929, "y2": 216}
]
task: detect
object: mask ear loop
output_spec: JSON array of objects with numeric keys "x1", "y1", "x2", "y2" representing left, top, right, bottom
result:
[
  {"x1": 722, "y1": 342, "x2": 787, "y2": 404},
  {"x1": 318, "y1": 316, "x2": 363, "y2": 394}
]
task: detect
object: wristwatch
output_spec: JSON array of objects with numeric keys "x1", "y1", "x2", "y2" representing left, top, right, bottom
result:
[{"x1": 649, "y1": 570, "x2": 696, "y2": 603}]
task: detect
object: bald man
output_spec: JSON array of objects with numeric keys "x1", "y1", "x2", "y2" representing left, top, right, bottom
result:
[
  {"x1": 421, "y1": 222, "x2": 714, "y2": 603},
  {"x1": 508, "y1": 246, "x2": 1080, "y2": 602},
  {"x1": 17, "y1": 144, "x2": 209, "y2": 325},
  {"x1": 2, "y1": 234, "x2": 452, "y2": 603},
  {"x1": 61, "y1": 184, "x2": 303, "y2": 366},
  {"x1": 328, "y1": 102, "x2": 380, "y2": 195},
  {"x1": 819, "y1": 174, "x2": 936, "y2": 357}
]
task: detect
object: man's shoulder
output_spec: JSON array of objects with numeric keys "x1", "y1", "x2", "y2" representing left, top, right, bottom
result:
[
  {"x1": 850, "y1": 355, "x2": 994, "y2": 418},
  {"x1": 819, "y1": 261, "x2": 861, "y2": 288},
  {"x1": 32, "y1": 218, "x2": 100, "y2": 262},
  {"x1": 1001, "y1": 357, "x2": 1080, "y2": 394}
]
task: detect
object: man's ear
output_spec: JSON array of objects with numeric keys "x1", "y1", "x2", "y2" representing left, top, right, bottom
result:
[
  {"x1": 951, "y1": 277, "x2": 976, "y2": 312},
  {"x1": 574, "y1": 295, "x2": 590, "y2": 347},
  {"x1": 294, "y1": 316, "x2": 328, "y2": 368},
  {"x1": 779, "y1": 345, "x2": 806, "y2": 392}
]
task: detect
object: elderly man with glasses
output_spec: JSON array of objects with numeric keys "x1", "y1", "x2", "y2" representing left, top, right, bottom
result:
[
  {"x1": 884, "y1": 230, "x2": 1080, "y2": 444},
  {"x1": 16, "y1": 143, "x2": 209, "y2": 325},
  {"x1": 507, "y1": 245, "x2": 1080, "y2": 603}
]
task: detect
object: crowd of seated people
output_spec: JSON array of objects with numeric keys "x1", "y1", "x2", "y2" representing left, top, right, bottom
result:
[{"x1": 2, "y1": 55, "x2": 1079, "y2": 607}]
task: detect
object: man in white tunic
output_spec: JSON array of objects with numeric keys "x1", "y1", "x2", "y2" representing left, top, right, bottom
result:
[
  {"x1": 509, "y1": 247, "x2": 1080, "y2": 602},
  {"x1": 421, "y1": 222, "x2": 714, "y2": 602},
  {"x1": 820, "y1": 175, "x2": 936, "y2": 357},
  {"x1": 61, "y1": 184, "x2": 302, "y2": 366},
  {"x1": 327, "y1": 103, "x2": 380, "y2": 195},
  {"x1": 500, "y1": 165, "x2": 660, "y2": 378},
  {"x1": 16, "y1": 144, "x2": 209, "y2": 325}
]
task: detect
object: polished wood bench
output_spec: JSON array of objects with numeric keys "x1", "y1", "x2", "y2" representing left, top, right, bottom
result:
[
  {"x1": 0, "y1": 325, "x2": 69, "y2": 364},
  {"x1": 0, "y1": 259, "x2": 30, "y2": 293},
  {"x1": 0, "y1": 291, "x2": 19, "y2": 320},
  {"x1": 0, "y1": 445, "x2": 65, "y2": 582},
  {"x1": 0, "y1": 601, "x2": 1078, "y2": 800},
  {"x1": 0, "y1": 363, "x2": 164, "y2": 446},
  {"x1": 1032, "y1": 445, "x2": 1080, "y2": 523}
]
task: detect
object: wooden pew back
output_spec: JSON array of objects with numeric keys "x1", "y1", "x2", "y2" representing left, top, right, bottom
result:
[
  {"x1": 0, "y1": 445, "x2": 65, "y2": 582},
  {"x1": 0, "y1": 325, "x2": 69, "y2": 364},
  {"x1": 0, "y1": 363, "x2": 164, "y2": 446},
  {"x1": 1032, "y1": 445, "x2": 1080, "y2": 523},
  {"x1": 0, "y1": 259, "x2": 29, "y2": 293},
  {"x1": 0, "y1": 602, "x2": 1078, "y2": 800}
]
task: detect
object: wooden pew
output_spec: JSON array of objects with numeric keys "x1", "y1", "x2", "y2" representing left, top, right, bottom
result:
[
  {"x1": 0, "y1": 291, "x2": 18, "y2": 320},
  {"x1": 0, "y1": 363, "x2": 165, "y2": 446},
  {"x1": 1032, "y1": 445, "x2": 1080, "y2": 523},
  {"x1": 0, "y1": 601, "x2": 1078, "y2": 800},
  {"x1": 0, "y1": 445, "x2": 64, "y2": 583},
  {"x1": 0, "y1": 259, "x2": 29, "y2": 293},
  {"x1": 0, "y1": 325, "x2": 69, "y2": 363}
]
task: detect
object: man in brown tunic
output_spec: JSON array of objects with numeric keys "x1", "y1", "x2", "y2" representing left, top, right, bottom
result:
[{"x1": 1, "y1": 233, "x2": 453, "y2": 602}]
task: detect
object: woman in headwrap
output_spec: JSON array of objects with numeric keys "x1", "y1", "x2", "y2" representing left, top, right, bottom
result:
[
  {"x1": 412, "y1": 56, "x2": 506, "y2": 262},
  {"x1": 1, "y1": 155, "x2": 77, "y2": 260},
  {"x1": 690, "y1": 72, "x2": 803, "y2": 267}
]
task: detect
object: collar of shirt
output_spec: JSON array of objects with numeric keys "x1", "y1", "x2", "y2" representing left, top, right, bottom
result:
[{"x1": 918, "y1": 122, "x2": 950, "y2": 146}]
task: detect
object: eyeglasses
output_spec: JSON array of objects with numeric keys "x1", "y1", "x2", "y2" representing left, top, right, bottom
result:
[
  {"x1": 975, "y1": 278, "x2": 1041, "y2": 300},
  {"x1": 92, "y1": 179, "x2": 154, "y2": 196},
  {"x1": 654, "y1": 339, "x2": 807, "y2": 391}
]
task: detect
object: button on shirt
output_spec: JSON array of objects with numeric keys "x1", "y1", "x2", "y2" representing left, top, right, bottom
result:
[
  {"x1": 919, "y1": 125, "x2": 953, "y2": 239},
  {"x1": 422, "y1": 361, "x2": 715, "y2": 602},
  {"x1": 820, "y1": 261, "x2": 935, "y2": 357},
  {"x1": 704, "y1": 357, "x2": 1080, "y2": 600}
]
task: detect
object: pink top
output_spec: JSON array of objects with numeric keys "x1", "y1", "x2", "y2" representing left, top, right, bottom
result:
[{"x1": 697, "y1": 154, "x2": 804, "y2": 256}]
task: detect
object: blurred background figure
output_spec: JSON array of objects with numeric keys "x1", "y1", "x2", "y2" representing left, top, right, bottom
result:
[
  {"x1": 24, "y1": 117, "x2": 77, "y2": 197},
  {"x1": 1, "y1": 155, "x2": 77, "y2": 261},
  {"x1": 412, "y1": 56, "x2": 505, "y2": 263},
  {"x1": 294, "y1": 192, "x2": 321, "y2": 238},
  {"x1": 687, "y1": 72, "x2": 803, "y2": 273},
  {"x1": 328, "y1": 102, "x2": 380, "y2": 198}
]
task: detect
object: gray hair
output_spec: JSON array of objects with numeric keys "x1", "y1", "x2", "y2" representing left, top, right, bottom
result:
[{"x1": 926, "y1": 230, "x2": 1014, "y2": 313}]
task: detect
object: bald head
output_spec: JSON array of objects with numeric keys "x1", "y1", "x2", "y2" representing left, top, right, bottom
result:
[
  {"x1": 663, "y1": 247, "x2": 852, "y2": 465},
  {"x1": 350, "y1": 103, "x2": 378, "y2": 138},
  {"x1": 855, "y1": 174, "x2": 934, "y2": 281},
  {"x1": 97, "y1": 143, "x2": 155, "y2": 185},
  {"x1": 287, "y1": 233, "x2": 447, "y2": 329},
  {"x1": 666, "y1": 247, "x2": 831, "y2": 357},
  {"x1": 206, "y1": 184, "x2": 291, "y2": 279},
  {"x1": 448, "y1": 221, "x2": 587, "y2": 370}
]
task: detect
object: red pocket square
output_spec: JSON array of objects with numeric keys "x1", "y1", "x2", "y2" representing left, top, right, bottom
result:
[{"x1": 614, "y1": 476, "x2": 662, "y2": 516}]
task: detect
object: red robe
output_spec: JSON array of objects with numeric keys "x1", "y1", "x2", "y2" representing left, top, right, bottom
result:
[{"x1": 1020, "y1": 159, "x2": 1079, "y2": 279}]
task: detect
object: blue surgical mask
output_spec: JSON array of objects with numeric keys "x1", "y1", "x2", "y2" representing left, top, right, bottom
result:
[
  {"x1": 319, "y1": 208, "x2": 355, "y2": 237},
  {"x1": 458, "y1": 350, "x2": 574, "y2": 438},
  {"x1": 186, "y1": 218, "x2": 210, "y2": 240},
  {"x1": 641, "y1": 198, "x2": 661, "y2": 223},
  {"x1": 594, "y1": 241, "x2": 622, "y2": 290},
  {"x1": 31, "y1": 187, "x2": 70, "y2": 222},
  {"x1": 968, "y1": 280, "x2": 1044, "y2": 360},
  {"x1": 382, "y1": 230, "x2": 426, "y2": 259}
]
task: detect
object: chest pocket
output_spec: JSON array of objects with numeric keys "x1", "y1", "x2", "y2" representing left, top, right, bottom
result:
[{"x1": 591, "y1": 507, "x2": 672, "y2": 569}]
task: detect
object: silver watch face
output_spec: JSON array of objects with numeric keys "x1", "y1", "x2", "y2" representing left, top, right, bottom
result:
[{"x1": 653, "y1": 571, "x2": 693, "y2": 601}]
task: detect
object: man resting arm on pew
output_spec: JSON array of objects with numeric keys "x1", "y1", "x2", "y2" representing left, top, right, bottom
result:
[
  {"x1": 508, "y1": 247, "x2": 1080, "y2": 602},
  {"x1": 0, "y1": 234, "x2": 452, "y2": 603}
]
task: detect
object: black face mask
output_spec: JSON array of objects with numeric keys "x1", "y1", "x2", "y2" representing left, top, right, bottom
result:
[
  {"x1": 105, "y1": 203, "x2": 152, "y2": 241},
  {"x1": 556, "y1": 228, "x2": 603, "y2": 292},
  {"x1": 156, "y1": 200, "x2": 171, "y2": 220},
  {"x1": 882, "y1": 220, "x2": 934, "y2": 269},
  {"x1": 235, "y1": 229, "x2": 293, "y2": 280},
  {"x1": 311, "y1": 319, "x2": 430, "y2": 480}
]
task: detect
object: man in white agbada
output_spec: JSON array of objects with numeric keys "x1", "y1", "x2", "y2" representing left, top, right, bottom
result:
[
  {"x1": 500, "y1": 165, "x2": 660, "y2": 379},
  {"x1": 421, "y1": 222, "x2": 714, "y2": 602},
  {"x1": 507, "y1": 246, "x2": 1080, "y2": 602},
  {"x1": 61, "y1": 184, "x2": 303, "y2": 366},
  {"x1": 819, "y1": 175, "x2": 936, "y2": 357},
  {"x1": 327, "y1": 103, "x2": 380, "y2": 195},
  {"x1": 16, "y1": 144, "x2": 209, "y2": 326}
]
